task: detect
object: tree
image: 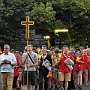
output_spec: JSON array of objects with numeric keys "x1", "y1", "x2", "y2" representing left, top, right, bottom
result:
[
  {"x1": 51, "y1": 0, "x2": 90, "y2": 47},
  {"x1": 29, "y1": 2, "x2": 56, "y2": 34},
  {"x1": 0, "y1": 0, "x2": 90, "y2": 48},
  {"x1": 0, "y1": 0, "x2": 56, "y2": 49},
  {"x1": 0, "y1": 0, "x2": 34, "y2": 49}
]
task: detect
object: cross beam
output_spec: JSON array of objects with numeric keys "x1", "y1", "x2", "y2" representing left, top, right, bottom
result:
[{"x1": 21, "y1": 16, "x2": 34, "y2": 40}]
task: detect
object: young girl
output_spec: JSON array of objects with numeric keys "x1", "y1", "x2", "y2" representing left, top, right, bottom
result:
[
  {"x1": 58, "y1": 45, "x2": 74, "y2": 90},
  {"x1": 74, "y1": 49, "x2": 84, "y2": 89},
  {"x1": 86, "y1": 48, "x2": 90, "y2": 84},
  {"x1": 83, "y1": 49, "x2": 88, "y2": 85}
]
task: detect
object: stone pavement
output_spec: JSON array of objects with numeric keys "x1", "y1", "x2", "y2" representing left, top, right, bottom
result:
[
  {"x1": 0, "y1": 80, "x2": 90, "y2": 90},
  {"x1": 81, "y1": 84, "x2": 90, "y2": 90}
]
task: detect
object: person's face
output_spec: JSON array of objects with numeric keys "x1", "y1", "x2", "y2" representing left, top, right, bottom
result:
[
  {"x1": 63, "y1": 47, "x2": 69, "y2": 53},
  {"x1": 4, "y1": 46, "x2": 10, "y2": 53},
  {"x1": 80, "y1": 48, "x2": 84, "y2": 53},
  {"x1": 87, "y1": 50, "x2": 90, "y2": 56},
  {"x1": 70, "y1": 48, "x2": 74, "y2": 52},
  {"x1": 42, "y1": 47, "x2": 47, "y2": 53},
  {"x1": 27, "y1": 45, "x2": 33, "y2": 52},
  {"x1": 55, "y1": 53, "x2": 58, "y2": 56},
  {"x1": 51, "y1": 49, "x2": 55, "y2": 55},
  {"x1": 76, "y1": 51, "x2": 81, "y2": 56},
  {"x1": 37, "y1": 48, "x2": 41, "y2": 53},
  {"x1": 83, "y1": 50, "x2": 87, "y2": 54}
]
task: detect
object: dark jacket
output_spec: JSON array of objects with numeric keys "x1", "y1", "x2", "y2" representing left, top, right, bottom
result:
[{"x1": 39, "y1": 54, "x2": 52, "y2": 75}]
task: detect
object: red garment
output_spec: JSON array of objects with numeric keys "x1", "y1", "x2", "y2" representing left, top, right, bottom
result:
[
  {"x1": 81, "y1": 53, "x2": 88, "y2": 69},
  {"x1": 87, "y1": 56, "x2": 90, "y2": 69},
  {"x1": 14, "y1": 55, "x2": 21, "y2": 76},
  {"x1": 87, "y1": 50, "x2": 90, "y2": 69},
  {"x1": 74, "y1": 55, "x2": 84, "y2": 71},
  {"x1": 58, "y1": 53, "x2": 74, "y2": 73}
]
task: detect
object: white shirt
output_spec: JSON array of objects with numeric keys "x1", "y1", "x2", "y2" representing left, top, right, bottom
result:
[
  {"x1": 22, "y1": 52, "x2": 38, "y2": 71},
  {"x1": 0, "y1": 52, "x2": 17, "y2": 73}
]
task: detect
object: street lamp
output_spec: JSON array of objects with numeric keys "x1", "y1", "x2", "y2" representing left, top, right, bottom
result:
[
  {"x1": 55, "y1": 29, "x2": 70, "y2": 41},
  {"x1": 55, "y1": 29, "x2": 68, "y2": 33},
  {"x1": 44, "y1": 36, "x2": 50, "y2": 39},
  {"x1": 54, "y1": 29, "x2": 70, "y2": 47},
  {"x1": 44, "y1": 35, "x2": 50, "y2": 48}
]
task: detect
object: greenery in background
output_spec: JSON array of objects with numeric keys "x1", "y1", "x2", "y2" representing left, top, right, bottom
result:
[
  {"x1": 52, "y1": 0, "x2": 90, "y2": 47},
  {"x1": 0, "y1": 0, "x2": 90, "y2": 49}
]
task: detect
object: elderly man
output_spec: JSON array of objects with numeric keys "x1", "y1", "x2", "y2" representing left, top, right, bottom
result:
[{"x1": 0, "y1": 44, "x2": 17, "y2": 90}]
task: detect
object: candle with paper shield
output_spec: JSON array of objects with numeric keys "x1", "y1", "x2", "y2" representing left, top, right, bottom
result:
[
  {"x1": 58, "y1": 53, "x2": 62, "y2": 58},
  {"x1": 76, "y1": 57, "x2": 81, "y2": 61}
]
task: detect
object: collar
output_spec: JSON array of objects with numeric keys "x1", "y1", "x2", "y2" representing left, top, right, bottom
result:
[
  {"x1": 4, "y1": 52, "x2": 10, "y2": 55},
  {"x1": 28, "y1": 51, "x2": 33, "y2": 54},
  {"x1": 42, "y1": 53, "x2": 47, "y2": 60},
  {"x1": 63, "y1": 53, "x2": 68, "y2": 55},
  {"x1": 63, "y1": 53, "x2": 70, "y2": 58},
  {"x1": 43, "y1": 53, "x2": 47, "y2": 56}
]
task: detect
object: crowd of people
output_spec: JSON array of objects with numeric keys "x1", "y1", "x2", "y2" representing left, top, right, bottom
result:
[{"x1": 0, "y1": 44, "x2": 90, "y2": 90}]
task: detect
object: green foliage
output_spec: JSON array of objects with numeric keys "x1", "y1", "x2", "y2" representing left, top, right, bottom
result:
[
  {"x1": 0, "y1": 0, "x2": 90, "y2": 48},
  {"x1": 52, "y1": 0, "x2": 90, "y2": 47},
  {"x1": 30, "y1": 2, "x2": 56, "y2": 27},
  {"x1": 0, "y1": 0, "x2": 34, "y2": 48}
]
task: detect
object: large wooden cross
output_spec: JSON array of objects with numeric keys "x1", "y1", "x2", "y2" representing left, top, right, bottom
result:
[
  {"x1": 21, "y1": 16, "x2": 34, "y2": 90},
  {"x1": 21, "y1": 16, "x2": 34, "y2": 40}
]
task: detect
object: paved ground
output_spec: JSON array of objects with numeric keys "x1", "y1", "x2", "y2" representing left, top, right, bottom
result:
[
  {"x1": 0, "y1": 79, "x2": 90, "y2": 90},
  {"x1": 0, "y1": 83, "x2": 90, "y2": 90},
  {"x1": 81, "y1": 84, "x2": 90, "y2": 90},
  {"x1": 0, "y1": 80, "x2": 2, "y2": 90}
]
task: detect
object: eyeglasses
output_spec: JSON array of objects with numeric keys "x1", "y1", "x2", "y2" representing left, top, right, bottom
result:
[{"x1": 4, "y1": 48, "x2": 9, "y2": 49}]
